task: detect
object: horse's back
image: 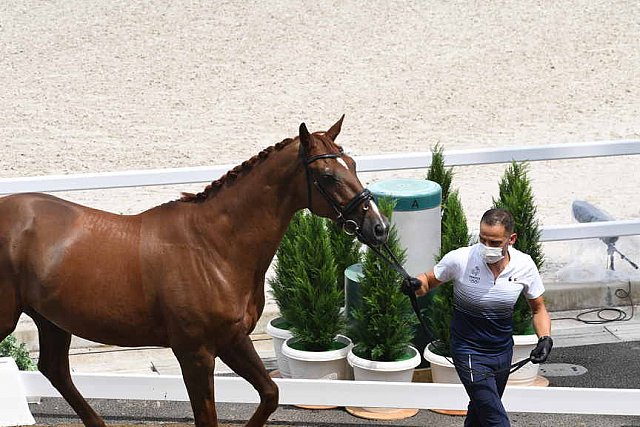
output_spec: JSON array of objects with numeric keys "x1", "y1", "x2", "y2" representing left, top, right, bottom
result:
[{"x1": 0, "y1": 193, "x2": 167, "y2": 346}]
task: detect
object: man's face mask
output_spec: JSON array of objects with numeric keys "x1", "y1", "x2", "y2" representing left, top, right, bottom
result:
[{"x1": 480, "y1": 243, "x2": 505, "y2": 264}]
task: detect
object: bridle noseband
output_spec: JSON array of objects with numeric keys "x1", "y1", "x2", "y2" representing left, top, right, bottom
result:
[{"x1": 301, "y1": 147, "x2": 373, "y2": 235}]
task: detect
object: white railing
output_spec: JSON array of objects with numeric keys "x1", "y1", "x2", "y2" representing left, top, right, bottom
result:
[
  {"x1": 4, "y1": 139, "x2": 640, "y2": 418},
  {"x1": 1, "y1": 140, "x2": 640, "y2": 243},
  {"x1": 1, "y1": 140, "x2": 639, "y2": 193},
  {"x1": 19, "y1": 371, "x2": 640, "y2": 416}
]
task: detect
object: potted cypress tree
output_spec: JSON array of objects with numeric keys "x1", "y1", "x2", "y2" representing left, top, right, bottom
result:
[
  {"x1": 327, "y1": 220, "x2": 362, "y2": 294},
  {"x1": 345, "y1": 197, "x2": 421, "y2": 420},
  {"x1": 493, "y1": 161, "x2": 545, "y2": 386},
  {"x1": 422, "y1": 190, "x2": 471, "y2": 383},
  {"x1": 266, "y1": 210, "x2": 305, "y2": 378},
  {"x1": 280, "y1": 212, "x2": 352, "y2": 382},
  {"x1": 421, "y1": 143, "x2": 472, "y2": 385},
  {"x1": 269, "y1": 212, "x2": 362, "y2": 379},
  {"x1": 411, "y1": 142, "x2": 454, "y2": 360}
]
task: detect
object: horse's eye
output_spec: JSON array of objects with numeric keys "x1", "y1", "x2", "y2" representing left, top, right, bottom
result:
[{"x1": 320, "y1": 174, "x2": 336, "y2": 184}]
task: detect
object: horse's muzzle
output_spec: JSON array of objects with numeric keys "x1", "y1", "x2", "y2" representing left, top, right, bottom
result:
[{"x1": 360, "y1": 210, "x2": 390, "y2": 247}]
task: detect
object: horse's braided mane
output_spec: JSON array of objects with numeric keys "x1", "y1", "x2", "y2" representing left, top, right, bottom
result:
[{"x1": 179, "y1": 137, "x2": 296, "y2": 203}]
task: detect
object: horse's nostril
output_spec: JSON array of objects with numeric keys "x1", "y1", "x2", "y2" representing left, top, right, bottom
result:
[{"x1": 374, "y1": 223, "x2": 385, "y2": 237}]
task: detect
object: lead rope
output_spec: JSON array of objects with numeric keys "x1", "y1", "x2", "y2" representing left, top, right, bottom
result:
[{"x1": 364, "y1": 239, "x2": 532, "y2": 380}]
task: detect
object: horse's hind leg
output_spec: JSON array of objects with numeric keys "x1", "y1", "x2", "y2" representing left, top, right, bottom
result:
[
  {"x1": 218, "y1": 334, "x2": 279, "y2": 427},
  {"x1": 30, "y1": 311, "x2": 106, "y2": 427},
  {"x1": 173, "y1": 346, "x2": 218, "y2": 427}
]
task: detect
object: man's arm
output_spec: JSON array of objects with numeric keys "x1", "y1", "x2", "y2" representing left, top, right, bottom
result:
[
  {"x1": 414, "y1": 270, "x2": 443, "y2": 297},
  {"x1": 528, "y1": 296, "x2": 551, "y2": 337},
  {"x1": 528, "y1": 295, "x2": 553, "y2": 363}
]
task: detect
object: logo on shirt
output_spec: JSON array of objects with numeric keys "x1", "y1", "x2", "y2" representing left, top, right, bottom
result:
[{"x1": 469, "y1": 266, "x2": 481, "y2": 284}]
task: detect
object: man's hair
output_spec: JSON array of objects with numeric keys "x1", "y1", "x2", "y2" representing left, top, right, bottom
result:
[{"x1": 481, "y1": 208, "x2": 515, "y2": 234}]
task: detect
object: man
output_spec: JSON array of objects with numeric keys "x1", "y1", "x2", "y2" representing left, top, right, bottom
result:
[{"x1": 408, "y1": 208, "x2": 553, "y2": 427}]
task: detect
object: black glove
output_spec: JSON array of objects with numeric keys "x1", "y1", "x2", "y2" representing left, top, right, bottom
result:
[
  {"x1": 401, "y1": 277, "x2": 423, "y2": 296},
  {"x1": 530, "y1": 336, "x2": 553, "y2": 364}
]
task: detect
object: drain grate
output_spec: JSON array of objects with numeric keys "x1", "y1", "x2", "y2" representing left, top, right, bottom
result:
[{"x1": 539, "y1": 363, "x2": 588, "y2": 377}]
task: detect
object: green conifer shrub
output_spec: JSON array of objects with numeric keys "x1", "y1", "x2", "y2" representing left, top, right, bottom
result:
[
  {"x1": 348, "y1": 197, "x2": 417, "y2": 362},
  {"x1": 427, "y1": 190, "x2": 470, "y2": 355},
  {"x1": 0, "y1": 334, "x2": 37, "y2": 371},
  {"x1": 273, "y1": 211, "x2": 345, "y2": 351},
  {"x1": 269, "y1": 210, "x2": 307, "y2": 331},
  {"x1": 423, "y1": 143, "x2": 471, "y2": 355},
  {"x1": 493, "y1": 161, "x2": 544, "y2": 335},
  {"x1": 327, "y1": 220, "x2": 362, "y2": 291},
  {"x1": 426, "y1": 142, "x2": 453, "y2": 205}
]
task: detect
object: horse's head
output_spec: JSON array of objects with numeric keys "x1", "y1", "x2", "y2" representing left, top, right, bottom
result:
[{"x1": 298, "y1": 116, "x2": 389, "y2": 247}]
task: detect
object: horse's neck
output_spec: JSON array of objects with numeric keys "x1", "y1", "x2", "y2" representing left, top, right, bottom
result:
[{"x1": 196, "y1": 144, "x2": 305, "y2": 276}]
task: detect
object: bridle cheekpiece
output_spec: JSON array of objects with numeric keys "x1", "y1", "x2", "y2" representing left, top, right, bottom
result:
[{"x1": 301, "y1": 145, "x2": 373, "y2": 235}]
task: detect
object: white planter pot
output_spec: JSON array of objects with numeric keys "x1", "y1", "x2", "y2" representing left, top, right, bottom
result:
[
  {"x1": 508, "y1": 334, "x2": 540, "y2": 386},
  {"x1": 281, "y1": 335, "x2": 353, "y2": 380},
  {"x1": 424, "y1": 338, "x2": 541, "y2": 386},
  {"x1": 347, "y1": 345, "x2": 421, "y2": 383},
  {"x1": 422, "y1": 342, "x2": 460, "y2": 384},
  {"x1": 265, "y1": 317, "x2": 294, "y2": 378},
  {"x1": 346, "y1": 346, "x2": 422, "y2": 419}
]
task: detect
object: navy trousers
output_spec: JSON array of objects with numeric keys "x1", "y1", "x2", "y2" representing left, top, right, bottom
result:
[{"x1": 452, "y1": 349, "x2": 513, "y2": 427}]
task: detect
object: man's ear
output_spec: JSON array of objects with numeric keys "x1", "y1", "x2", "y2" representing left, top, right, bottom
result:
[{"x1": 509, "y1": 233, "x2": 518, "y2": 245}]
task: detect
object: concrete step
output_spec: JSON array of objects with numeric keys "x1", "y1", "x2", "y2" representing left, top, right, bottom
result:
[
  {"x1": 543, "y1": 280, "x2": 638, "y2": 311},
  {"x1": 12, "y1": 303, "x2": 280, "y2": 353},
  {"x1": 60, "y1": 335, "x2": 277, "y2": 376}
]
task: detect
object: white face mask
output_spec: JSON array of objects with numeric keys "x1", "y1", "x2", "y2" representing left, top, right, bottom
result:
[{"x1": 480, "y1": 243, "x2": 505, "y2": 264}]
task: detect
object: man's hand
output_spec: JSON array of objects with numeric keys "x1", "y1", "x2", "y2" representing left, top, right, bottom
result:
[
  {"x1": 530, "y1": 336, "x2": 553, "y2": 364},
  {"x1": 401, "y1": 277, "x2": 423, "y2": 296}
]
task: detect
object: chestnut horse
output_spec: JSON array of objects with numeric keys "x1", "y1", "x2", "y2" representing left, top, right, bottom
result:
[{"x1": 0, "y1": 117, "x2": 389, "y2": 427}]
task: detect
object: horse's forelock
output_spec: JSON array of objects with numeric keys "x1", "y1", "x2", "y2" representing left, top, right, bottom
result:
[{"x1": 311, "y1": 131, "x2": 343, "y2": 155}]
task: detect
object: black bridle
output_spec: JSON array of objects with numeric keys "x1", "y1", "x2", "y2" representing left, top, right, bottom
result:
[{"x1": 301, "y1": 147, "x2": 373, "y2": 235}]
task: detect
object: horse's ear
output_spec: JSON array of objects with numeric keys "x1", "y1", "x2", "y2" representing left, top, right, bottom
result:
[
  {"x1": 299, "y1": 122, "x2": 311, "y2": 151},
  {"x1": 325, "y1": 114, "x2": 345, "y2": 141}
]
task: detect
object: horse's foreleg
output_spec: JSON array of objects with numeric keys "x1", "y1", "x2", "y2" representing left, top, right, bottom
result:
[
  {"x1": 173, "y1": 346, "x2": 217, "y2": 427},
  {"x1": 30, "y1": 312, "x2": 105, "y2": 427},
  {"x1": 218, "y1": 334, "x2": 279, "y2": 427}
]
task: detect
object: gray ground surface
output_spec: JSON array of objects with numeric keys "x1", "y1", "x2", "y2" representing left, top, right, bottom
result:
[{"x1": 30, "y1": 341, "x2": 640, "y2": 427}]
